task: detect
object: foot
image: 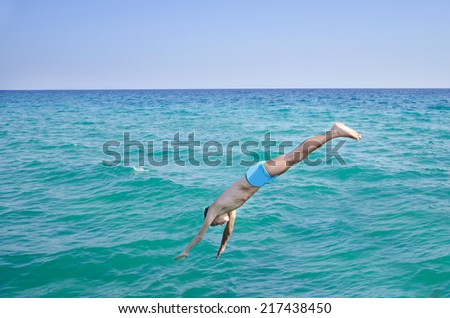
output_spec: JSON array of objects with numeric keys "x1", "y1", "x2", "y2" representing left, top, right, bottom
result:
[{"x1": 330, "y1": 122, "x2": 362, "y2": 140}]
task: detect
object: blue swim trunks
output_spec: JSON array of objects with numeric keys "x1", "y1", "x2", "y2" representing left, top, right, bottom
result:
[{"x1": 245, "y1": 161, "x2": 276, "y2": 187}]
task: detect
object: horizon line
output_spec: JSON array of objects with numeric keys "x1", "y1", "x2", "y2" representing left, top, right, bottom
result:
[{"x1": 1, "y1": 87, "x2": 449, "y2": 91}]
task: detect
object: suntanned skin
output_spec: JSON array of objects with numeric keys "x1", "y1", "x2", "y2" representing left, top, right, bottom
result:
[
  {"x1": 174, "y1": 123, "x2": 362, "y2": 260},
  {"x1": 216, "y1": 210, "x2": 236, "y2": 259}
]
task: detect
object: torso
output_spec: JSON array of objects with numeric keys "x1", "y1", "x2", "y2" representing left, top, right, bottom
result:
[{"x1": 213, "y1": 177, "x2": 260, "y2": 214}]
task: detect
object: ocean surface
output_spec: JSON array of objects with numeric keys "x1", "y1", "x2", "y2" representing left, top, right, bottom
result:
[{"x1": 0, "y1": 89, "x2": 449, "y2": 297}]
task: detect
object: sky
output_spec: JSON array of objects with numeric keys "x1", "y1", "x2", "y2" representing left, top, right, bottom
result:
[{"x1": 0, "y1": 0, "x2": 449, "y2": 89}]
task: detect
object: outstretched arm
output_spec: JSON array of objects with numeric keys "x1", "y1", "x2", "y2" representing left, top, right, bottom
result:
[
  {"x1": 216, "y1": 210, "x2": 236, "y2": 259},
  {"x1": 174, "y1": 212, "x2": 215, "y2": 260}
]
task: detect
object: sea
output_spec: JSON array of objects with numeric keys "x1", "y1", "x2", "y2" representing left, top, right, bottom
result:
[{"x1": 0, "y1": 89, "x2": 449, "y2": 297}]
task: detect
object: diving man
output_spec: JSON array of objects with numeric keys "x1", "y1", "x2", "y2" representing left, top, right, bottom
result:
[{"x1": 174, "y1": 122, "x2": 362, "y2": 260}]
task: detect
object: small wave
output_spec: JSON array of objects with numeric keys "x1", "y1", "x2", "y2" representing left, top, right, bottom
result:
[
  {"x1": 58, "y1": 142, "x2": 85, "y2": 149},
  {"x1": 427, "y1": 104, "x2": 450, "y2": 111},
  {"x1": 98, "y1": 160, "x2": 120, "y2": 167},
  {"x1": 131, "y1": 166, "x2": 149, "y2": 173},
  {"x1": 73, "y1": 121, "x2": 96, "y2": 125},
  {"x1": 98, "y1": 161, "x2": 152, "y2": 174}
]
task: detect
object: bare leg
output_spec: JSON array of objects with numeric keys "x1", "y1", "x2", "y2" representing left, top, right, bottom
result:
[{"x1": 264, "y1": 122, "x2": 362, "y2": 177}]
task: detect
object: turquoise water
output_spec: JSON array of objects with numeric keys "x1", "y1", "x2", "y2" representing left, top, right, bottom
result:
[{"x1": 0, "y1": 89, "x2": 449, "y2": 297}]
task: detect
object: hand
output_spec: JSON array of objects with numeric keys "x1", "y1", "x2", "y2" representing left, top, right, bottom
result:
[
  {"x1": 216, "y1": 245, "x2": 226, "y2": 260},
  {"x1": 174, "y1": 251, "x2": 188, "y2": 260}
]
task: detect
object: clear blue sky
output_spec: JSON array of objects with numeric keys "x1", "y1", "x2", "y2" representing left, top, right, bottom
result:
[{"x1": 1, "y1": 0, "x2": 449, "y2": 89}]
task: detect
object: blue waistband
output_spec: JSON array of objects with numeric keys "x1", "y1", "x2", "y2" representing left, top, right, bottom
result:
[{"x1": 245, "y1": 161, "x2": 275, "y2": 187}]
